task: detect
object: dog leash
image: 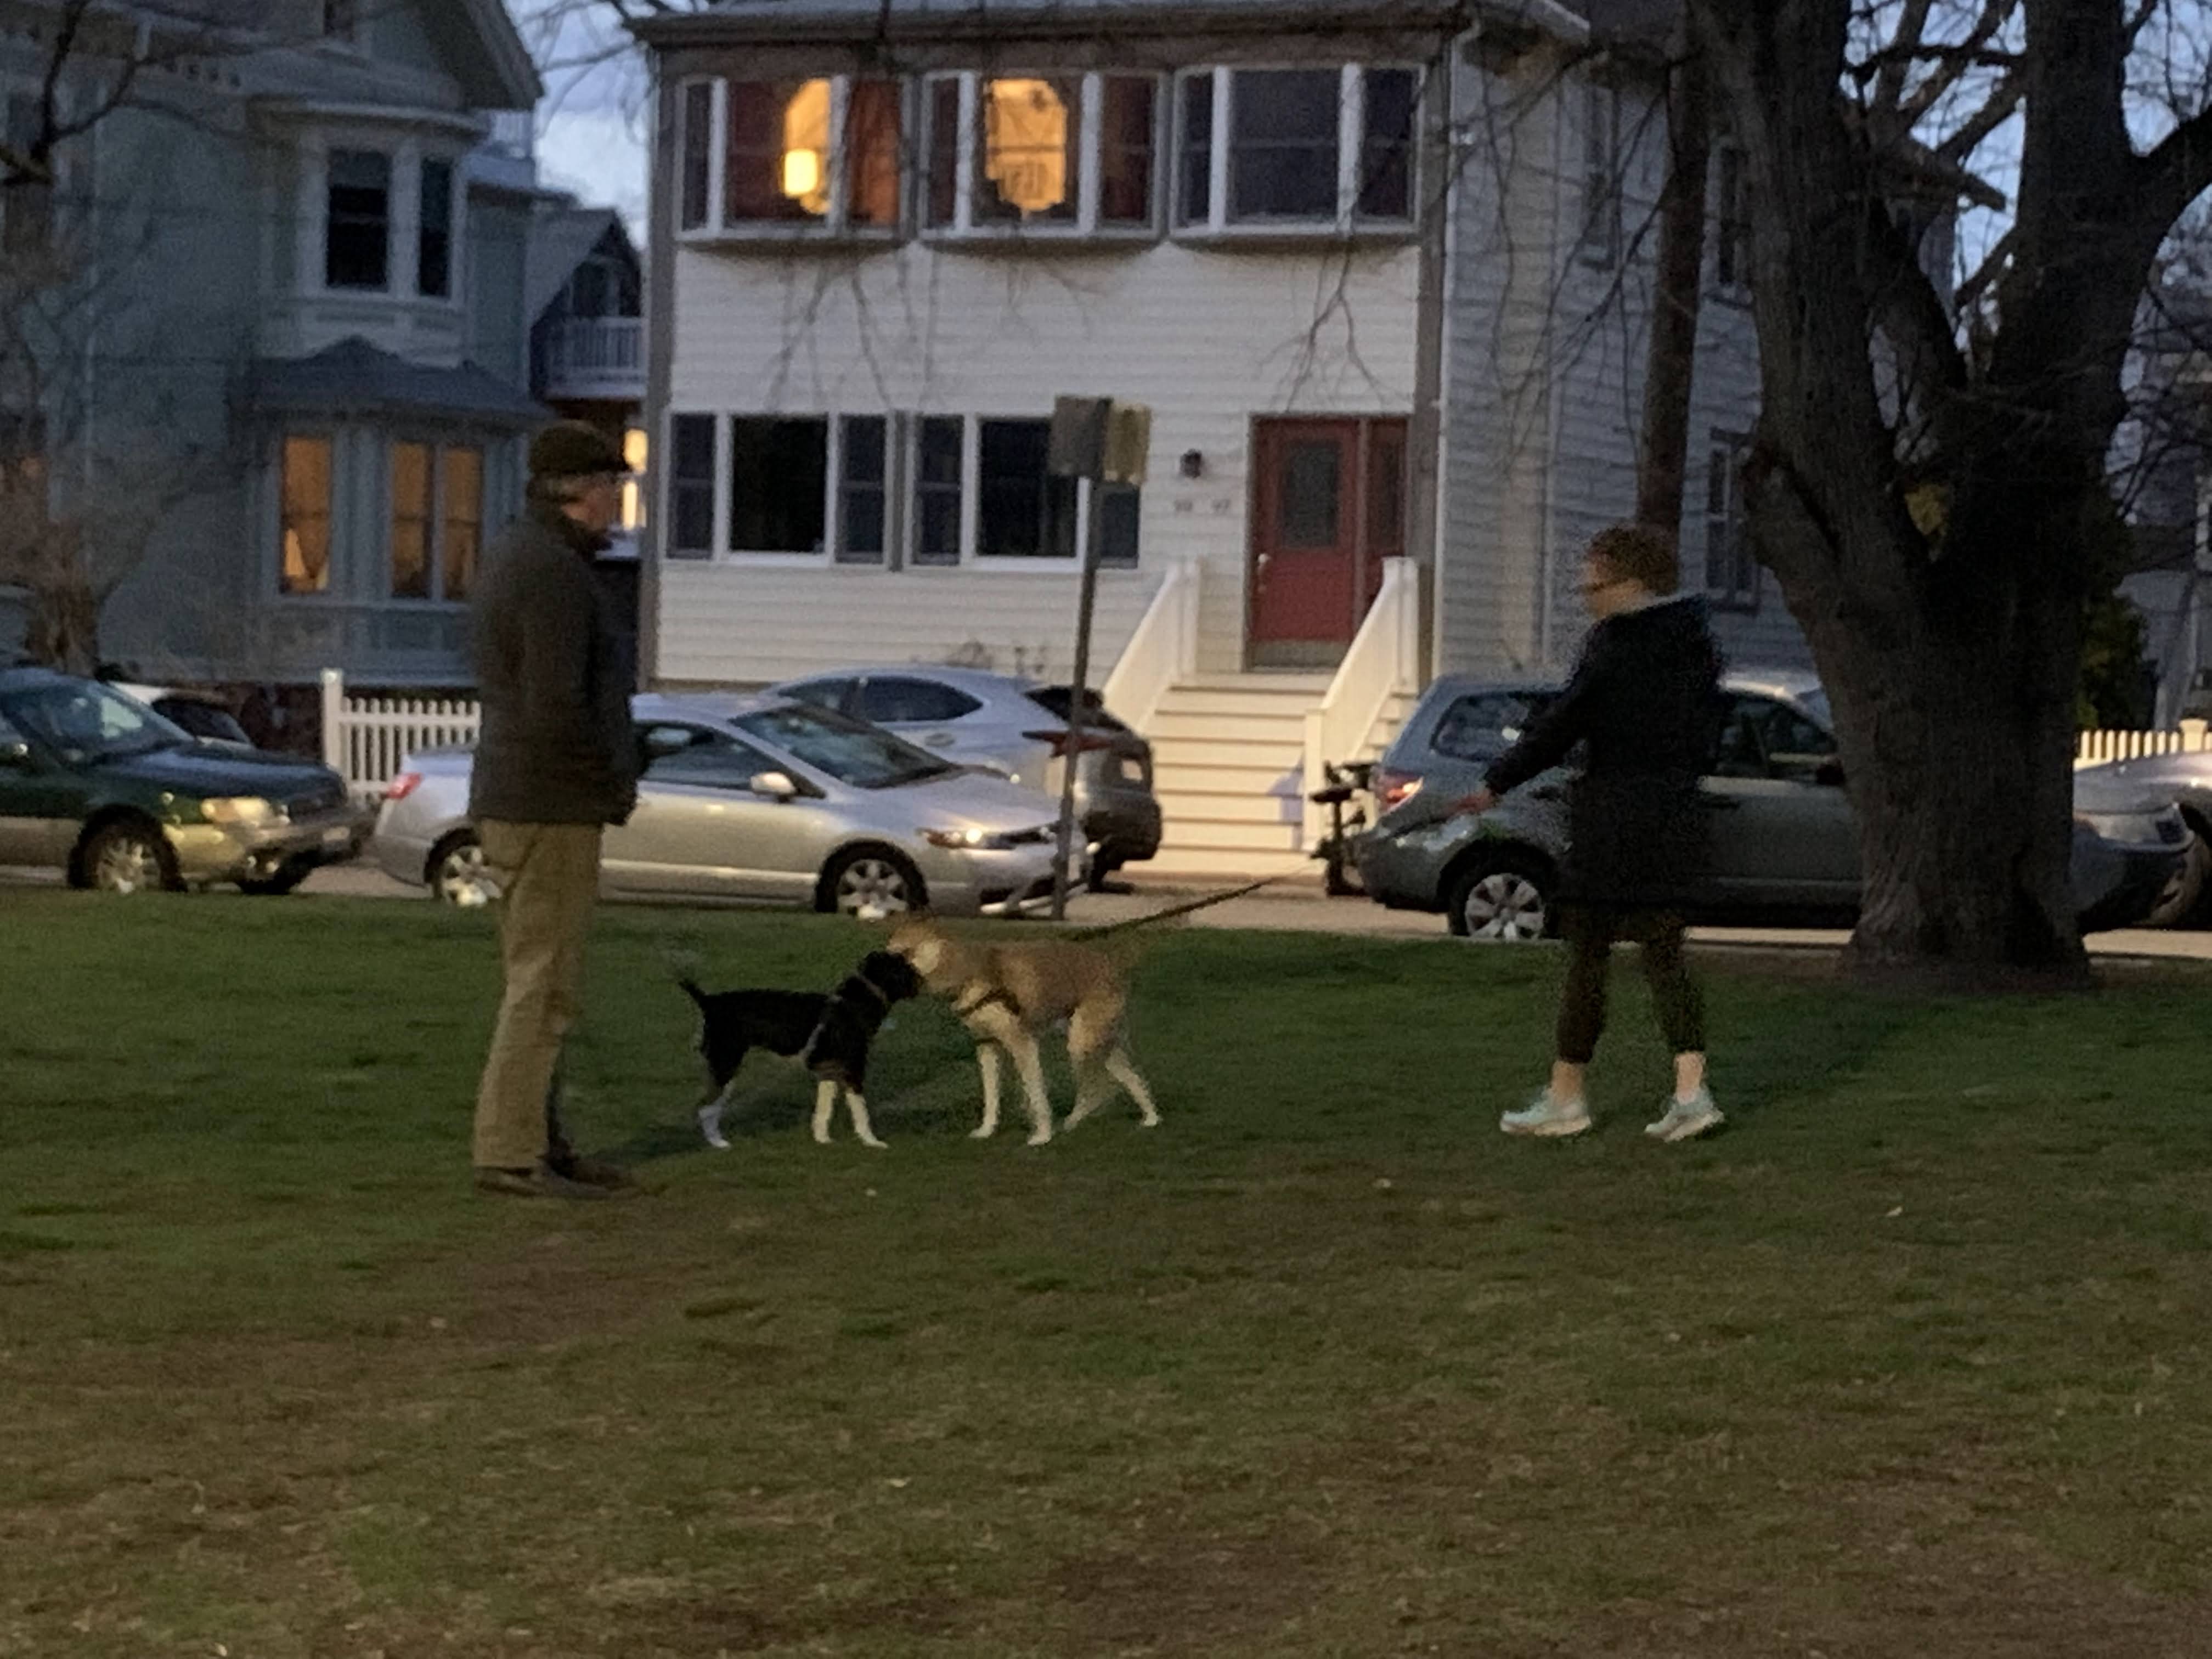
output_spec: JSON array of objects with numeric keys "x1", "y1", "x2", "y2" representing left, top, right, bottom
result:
[{"x1": 1061, "y1": 859, "x2": 1320, "y2": 941}]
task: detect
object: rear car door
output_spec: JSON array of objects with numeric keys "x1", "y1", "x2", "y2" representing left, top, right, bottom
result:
[
  {"x1": 1700, "y1": 695, "x2": 1859, "y2": 907},
  {"x1": 605, "y1": 723, "x2": 821, "y2": 902}
]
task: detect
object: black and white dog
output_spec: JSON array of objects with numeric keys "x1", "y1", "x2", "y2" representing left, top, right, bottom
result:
[{"x1": 681, "y1": 950, "x2": 922, "y2": 1150}]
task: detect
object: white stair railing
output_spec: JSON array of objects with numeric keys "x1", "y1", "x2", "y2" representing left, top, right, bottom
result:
[
  {"x1": 1301, "y1": 557, "x2": 1420, "y2": 844},
  {"x1": 1099, "y1": 557, "x2": 1201, "y2": 734},
  {"x1": 2075, "y1": 720, "x2": 2211, "y2": 769}
]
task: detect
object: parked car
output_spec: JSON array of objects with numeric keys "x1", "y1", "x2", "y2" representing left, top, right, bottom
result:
[
  {"x1": 108, "y1": 682, "x2": 256, "y2": 748},
  {"x1": 371, "y1": 692, "x2": 1080, "y2": 916},
  {"x1": 1356, "y1": 669, "x2": 2187, "y2": 939},
  {"x1": 0, "y1": 666, "x2": 369, "y2": 894},
  {"x1": 765, "y1": 666, "x2": 1161, "y2": 887},
  {"x1": 2068, "y1": 749, "x2": 2212, "y2": 927}
]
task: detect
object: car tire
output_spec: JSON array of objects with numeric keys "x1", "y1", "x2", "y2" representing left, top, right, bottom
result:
[
  {"x1": 2145, "y1": 833, "x2": 2210, "y2": 929},
  {"x1": 80, "y1": 818, "x2": 181, "y2": 895},
  {"x1": 238, "y1": 864, "x2": 309, "y2": 896},
  {"x1": 819, "y1": 845, "x2": 926, "y2": 920},
  {"x1": 428, "y1": 832, "x2": 499, "y2": 909},
  {"x1": 1445, "y1": 851, "x2": 1555, "y2": 943}
]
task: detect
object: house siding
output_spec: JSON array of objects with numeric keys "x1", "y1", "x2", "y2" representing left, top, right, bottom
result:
[
  {"x1": 657, "y1": 234, "x2": 1427, "y2": 685},
  {"x1": 1437, "y1": 52, "x2": 1811, "y2": 686}
]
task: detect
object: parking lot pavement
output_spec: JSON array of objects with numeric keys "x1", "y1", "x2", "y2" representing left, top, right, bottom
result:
[{"x1": 5, "y1": 861, "x2": 2207, "y2": 961}]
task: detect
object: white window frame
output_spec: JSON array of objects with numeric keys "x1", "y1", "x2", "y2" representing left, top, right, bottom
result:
[
  {"x1": 1704, "y1": 430, "x2": 1758, "y2": 612},
  {"x1": 662, "y1": 409, "x2": 723, "y2": 561},
  {"x1": 919, "y1": 71, "x2": 1163, "y2": 241},
  {"x1": 1171, "y1": 63, "x2": 1421, "y2": 239},
  {"x1": 674, "y1": 74, "x2": 907, "y2": 242},
  {"x1": 1579, "y1": 78, "x2": 1622, "y2": 269},
  {"x1": 383, "y1": 439, "x2": 486, "y2": 606}
]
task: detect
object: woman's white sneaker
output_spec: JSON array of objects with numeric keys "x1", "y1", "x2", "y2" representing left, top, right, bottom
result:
[
  {"x1": 1500, "y1": 1092, "x2": 1593, "y2": 1137},
  {"x1": 1646, "y1": 1088, "x2": 1724, "y2": 1142}
]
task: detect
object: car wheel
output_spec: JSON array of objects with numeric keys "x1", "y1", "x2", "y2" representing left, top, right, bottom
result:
[
  {"x1": 238, "y1": 865, "x2": 309, "y2": 896},
  {"x1": 2145, "y1": 834, "x2": 2210, "y2": 929},
  {"x1": 428, "y1": 832, "x2": 500, "y2": 908},
  {"x1": 81, "y1": 819, "x2": 180, "y2": 895},
  {"x1": 821, "y1": 847, "x2": 926, "y2": 920},
  {"x1": 1446, "y1": 853, "x2": 1554, "y2": 943}
]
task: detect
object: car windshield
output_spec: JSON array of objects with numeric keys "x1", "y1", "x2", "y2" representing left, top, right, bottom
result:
[
  {"x1": 732, "y1": 704, "x2": 955, "y2": 788},
  {"x1": 1, "y1": 680, "x2": 189, "y2": 761}
]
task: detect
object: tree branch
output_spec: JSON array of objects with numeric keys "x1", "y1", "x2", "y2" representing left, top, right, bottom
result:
[{"x1": 2136, "y1": 99, "x2": 2212, "y2": 227}]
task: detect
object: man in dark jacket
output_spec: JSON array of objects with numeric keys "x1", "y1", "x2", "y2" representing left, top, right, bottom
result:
[
  {"x1": 1454, "y1": 523, "x2": 1726, "y2": 1142},
  {"x1": 469, "y1": 421, "x2": 641, "y2": 1199}
]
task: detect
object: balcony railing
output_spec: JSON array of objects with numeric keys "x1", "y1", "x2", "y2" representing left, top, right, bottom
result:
[{"x1": 539, "y1": 315, "x2": 645, "y2": 402}]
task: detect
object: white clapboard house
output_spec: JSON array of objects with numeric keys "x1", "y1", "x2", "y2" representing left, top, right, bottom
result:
[{"x1": 629, "y1": 0, "x2": 1982, "y2": 876}]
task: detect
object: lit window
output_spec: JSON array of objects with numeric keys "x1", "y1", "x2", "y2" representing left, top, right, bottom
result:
[
  {"x1": 388, "y1": 442, "x2": 482, "y2": 601},
  {"x1": 619, "y1": 427, "x2": 648, "y2": 533},
  {"x1": 924, "y1": 71, "x2": 1159, "y2": 236},
  {"x1": 1174, "y1": 65, "x2": 1419, "y2": 234},
  {"x1": 686, "y1": 76, "x2": 902, "y2": 235},
  {"x1": 280, "y1": 436, "x2": 333, "y2": 596}
]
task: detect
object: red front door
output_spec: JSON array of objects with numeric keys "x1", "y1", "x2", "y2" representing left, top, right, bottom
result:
[{"x1": 1249, "y1": 416, "x2": 1408, "y2": 669}]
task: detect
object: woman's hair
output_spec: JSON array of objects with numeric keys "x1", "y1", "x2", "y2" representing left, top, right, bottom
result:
[{"x1": 1587, "y1": 523, "x2": 1681, "y2": 595}]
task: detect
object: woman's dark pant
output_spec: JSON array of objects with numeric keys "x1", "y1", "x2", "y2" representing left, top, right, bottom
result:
[{"x1": 1555, "y1": 904, "x2": 1706, "y2": 1065}]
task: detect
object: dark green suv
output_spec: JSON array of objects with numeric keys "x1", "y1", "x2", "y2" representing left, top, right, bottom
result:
[{"x1": 0, "y1": 667, "x2": 370, "y2": 894}]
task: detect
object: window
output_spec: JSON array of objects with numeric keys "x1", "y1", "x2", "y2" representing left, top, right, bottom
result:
[
  {"x1": 1705, "y1": 433, "x2": 1756, "y2": 611},
  {"x1": 443, "y1": 447, "x2": 482, "y2": 599},
  {"x1": 618, "y1": 427, "x2": 648, "y2": 534},
  {"x1": 729, "y1": 417, "x2": 827, "y2": 553},
  {"x1": 732, "y1": 704, "x2": 952, "y2": 788},
  {"x1": 1580, "y1": 81, "x2": 1621, "y2": 267},
  {"x1": 837, "y1": 415, "x2": 887, "y2": 564},
  {"x1": 781, "y1": 678, "x2": 855, "y2": 713},
  {"x1": 1433, "y1": 691, "x2": 1556, "y2": 761},
  {"x1": 1713, "y1": 696, "x2": 1830, "y2": 781},
  {"x1": 667, "y1": 413, "x2": 715, "y2": 557},
  {"x1": 979, "y1": 419, "x2": 1077, "y2": 558},
  {"x1": 280, "y1": 436, "x2": 333, "y2": 596},
  {"x1": 679, "y1": 82, "x2": 713, "y2": 231},
  {"x1": 417, "y1": 157, "x2": 453, "y2": 298},
  {"x1": 697, "y1": 76, "x2": 901, "y2": 234},
  {"x1": 3, "y1": 94, "x2": 52, "y2": 256},
  {"x1": 913, "y1": 415, "x2": 963, "y2": 567},
  {"x1": 1715, "y1": 142, "x2": 1750, "y2": 294},
  {"x1": 1176, "y1": 72, "x2": 1213, "y2": 227},
  {"x1": 1177, "y1": 65, "x2": 1418, "y2": 234},
  {"x1": 390, "y1": 442, "x2": 431, "y2": 599},
  {"x1": 641, "y1": 724, "x2": 783, "y2": 788},
  {"x1": 924, "y1": 71, "x2": 1159, "y2": 235},
  {"x1": 388, "y1": 443, "x2": 482, "y2": 601},
  {"x1": 855, "y1": 677, "x2": 983, "y2": 725},
  {"x1": 326, "y1": 149, "x2": 390, "y2": 289}
]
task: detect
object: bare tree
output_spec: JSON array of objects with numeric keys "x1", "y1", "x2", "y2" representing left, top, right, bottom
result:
[{"x1": 1679, "y1": 0, "x2": 2212, "y2": 984}]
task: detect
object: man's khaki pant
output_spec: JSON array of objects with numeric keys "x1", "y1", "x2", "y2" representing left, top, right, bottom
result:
[{"x1": 473, "y1": 821, "x2": 603, "y2": 1170}]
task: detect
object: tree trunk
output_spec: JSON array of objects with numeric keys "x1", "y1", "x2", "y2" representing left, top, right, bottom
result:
[
  {"x1": 26, "y1": 581, "x2": 102, "y2": 678},
  {"x1": 1635, "y1": 39, "x2": 1711, "y2": 537}
]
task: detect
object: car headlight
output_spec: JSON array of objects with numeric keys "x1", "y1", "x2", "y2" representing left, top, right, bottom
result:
[
  {"x1": 923, "y1": 826, "x2": 1047, "y2": 851},
  {"x1": 202, "y1": 796, "x2": 277, "y2": 826}
]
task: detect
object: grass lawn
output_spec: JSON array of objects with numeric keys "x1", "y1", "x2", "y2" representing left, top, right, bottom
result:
[{"x1": 3, "y1": 888, "x2": 2211, "y2": 1658}]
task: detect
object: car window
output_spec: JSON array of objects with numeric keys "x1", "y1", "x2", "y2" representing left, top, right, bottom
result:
[
  {"x1": 639, "y1": 724, "x2": 782, "y2": 789},
  {"x1": 1, "y1": 680, "x2": 187, "y2": 763},
  {"x1": 781, "y1": 678, "x2": 855, "y2": 714},
  {"x1": 733, "y1": 704, "x2": 952, "y2": 788},
  {"x1": 160, "y1": 700, "x2": 252, "y2": 746},
  {"x1": 1431, "y1": 691, "x2": 1555, "y2": 761},
  {"x1": 1712, "y1": 696, "x2": 1837, "y2": 780},
  {"x1": 856, "y1": 676, "x2": 981, "y2": 725}
]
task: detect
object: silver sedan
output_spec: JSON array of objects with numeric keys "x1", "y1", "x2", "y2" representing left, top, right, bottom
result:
[{"x1": 370, "y1": 693, "x2": 1081, "y2": 916}]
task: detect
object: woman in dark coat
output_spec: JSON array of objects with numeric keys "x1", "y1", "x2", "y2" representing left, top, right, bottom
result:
[{"x1": 1453, "y1": 523, "x2": 1726, "y2": 1142}]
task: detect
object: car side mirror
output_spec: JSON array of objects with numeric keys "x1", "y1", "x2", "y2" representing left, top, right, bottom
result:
[
  {"x1": 749, "y1": 770, "x2": 799, "y2": 801},
  {"x1": 0, "y1": 739, "x2": 31, "y2": 768}
]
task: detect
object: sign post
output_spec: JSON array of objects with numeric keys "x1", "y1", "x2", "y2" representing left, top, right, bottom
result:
[{"x1": 1046, "y1": 395, "x2": 1150, "y2": 921}]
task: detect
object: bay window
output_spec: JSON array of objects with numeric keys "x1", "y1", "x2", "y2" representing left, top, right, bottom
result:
[{"x1": 678, "y1": 75, "x2": 903, "y2": 235}]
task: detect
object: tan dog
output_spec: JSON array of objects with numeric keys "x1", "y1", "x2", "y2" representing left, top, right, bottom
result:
[{"x1": 887, "y1": 915, "x2": 1160, "y2": 1146}]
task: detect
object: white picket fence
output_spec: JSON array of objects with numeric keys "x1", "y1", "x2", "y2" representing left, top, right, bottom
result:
[
  {"x1": 2075, "y1": 719, "x2": 2211, "y2": 769},
  {"x1": 320, "y1": 668, "x2": 479, "y2": 797}
]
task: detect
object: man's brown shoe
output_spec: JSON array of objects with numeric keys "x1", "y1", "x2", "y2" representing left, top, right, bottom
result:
[
  {"x1": 473, "y1": 1163, "x2": 612, "y2": 1200},
  {"x1": 548, "y1": 1153, "x2": 636, "y2": 1190}
]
